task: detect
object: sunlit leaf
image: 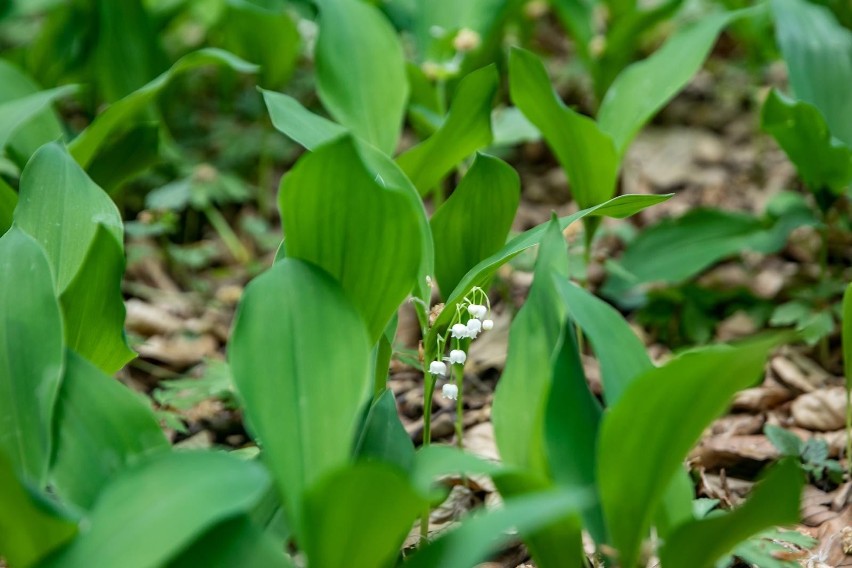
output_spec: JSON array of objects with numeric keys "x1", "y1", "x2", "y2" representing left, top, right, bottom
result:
[{"x1": 261, "y1": 89, "x2": 346, "y2": 151}]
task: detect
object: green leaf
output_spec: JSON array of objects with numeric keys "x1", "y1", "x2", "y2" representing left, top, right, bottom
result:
[
  {"x1": 0, "y1": 176, "x2": 15, "y2": 235},
  {"x1": 509, "y1": 47, "x2": 619, "y2": 209},
  {"x1": 0, "y1": 449, "x2": 77, "y2": 568},
  {"x1": 167, "y1": 516, "x2": 294, "y2": 568},
  {"x1": 302, "y1": 463, "x2": 425, "y2": 568},
  {"x1": 229, "y1": 259, "x2": 371, "y2": 536},
  {"x1": 43, "y1": 451, "x2": 272, "y2": 568},
  {"x1": 69, "y1": 49, "x2": 257, "y2": 169},
  {"x1": 771, "y1": 0, "x2": 852, "y2": 147},
  {"x1": 659, "y1": 459, "x2": 803, "y2": 568},
  {"x1": 492, "y1": 217, "x2": 568, "y2": 474},
  {"x1": 761, "y1": 89, "x2": 852, "y2": 194},
  {"x1": 15, "y1": 143, "x2": 123, "y2": 293},
  {"x1": 315, "y1": 0, "x2": 408, "y2": 154},
  {"x1": 404, "y1": 489, "x2": 593, "y2": 568},
  {"x1": 87, "y1": 123, "x2": 160, "y2": 194},
  {"x1": 397, "y1": 65, "x2": 498, "y2": 194},
  {"x1": 0, "y1": 228, "x2": 64, "y2": 485},
  {"x1": 261, "y1": 89, "x2": 347, "y2": 151},
  {"x1": 430, "y1": 153, "x2": 519, "y2": 297},
  {"x1": 764, "y1": 425, "x2": 804, "y2": 457},
  {"x1": 50, "y1": 350, "x2": 168, "y2": 510},
  {"x1": 354, "y1": 388, "x2": 415, "y2": 472},
  {"x1": 59, "y1": 226, "x2": 135, "y2": 374},
  {"x1": 426, "y1": 193, "x2": 671, "y2": 354},
  {"x1": 597, "y1": 11, "x2": 745, "y2": 157},
  {"x1": 278, "y1": 136, "x2": 423, "y2": 342},
  {"x1": 598, "y1": 338, "x2": 776, "y2": 567},
  {"x1": 410, "y1": 445, "x2": 503, "y2": 500},
  {"x1": 0, "y1": 85, "x2": 76, "y2": 156},
  {"x1": 843, "y1": 283, "x2": 852, "y2": 390}
]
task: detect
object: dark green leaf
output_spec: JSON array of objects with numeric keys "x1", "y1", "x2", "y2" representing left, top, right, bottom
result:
[
  {"x1": 87, "y1": 123, "x2": 160, "y2": 194},
  {"x1": 410, "y1": 445, "x2": 503, "y2": 500},
  {"x1": 44, "y1": 451, "x2": 272, "y2": 568},
  {"x1": 302, "y1": 463, "x2": 425, "y2": 568},
  {"x1": 0, "y1": 228, "x2": 64, "y2": 485},
  {"x1": 167, "y1": 515, "x2": 293, "y2": 568},
  {"x1": 397, "y1": 65, "x2": 498, "y2": 194},
  {"x1": 315, "y1": 0, "x2": 408, "y2": 154},
  {"x1": 598, "y1": 338, "x2": 776, "y2": 567},
  {"x1": 659, "y1": 459, "x2": 803, "y2": 568},
  {"x1": 430, "y1": 153, "x2": 519, "y2": 297},
  {"x1": 0, "y1": 85, "x2": 75, "y2": 156},
  {"x1": 229, "y1": 259, "x2": 371, "y2": 536},
  {"x1": 354, "y1": 388, "x2": 415, "y2": 472},
  {"x1": 278, "y1": 136, "x2": 423, "y2": 342},
  {"x1": 50, "y1": 350, "x2": 168, "y2": 510},
  {"x1": 0, "y1": 177, "x2": 15, "y2": 235}
]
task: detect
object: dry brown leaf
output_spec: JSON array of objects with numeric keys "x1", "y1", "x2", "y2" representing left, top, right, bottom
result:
[
  {"x1": 690, "y1": 435, "x2": 779, "y2": 470},
  {"x1": 792, "y1": 387, "x2": 848, "y2": 431},
  {"x1": 732, "y1": 384, "x2": 795, "y2": 412},
  {"x1": 136, "y1": 334, "x2": 218, "y2": 368},
  {"x1": 125, "y1": 299, "x2": 184, "y2": 336}
]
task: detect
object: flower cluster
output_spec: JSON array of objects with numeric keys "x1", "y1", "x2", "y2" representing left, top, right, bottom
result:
[{"x1": 427, "y1": 287, "x2": 494, "y2": 401}]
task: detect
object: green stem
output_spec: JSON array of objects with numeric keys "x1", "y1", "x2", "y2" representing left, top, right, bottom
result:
[
  {"x1": 846, "y1": 388, "x2": 852, "y2": 479},
  {"x1": 420, "y1": 370, "x2": 435, "y2": 544},
  {"x1": 203, "y1": 206, "x2": 251, "y2": 264},
  {"x1": 454, "y1": 364, "x2": 464, "y2": 449}
]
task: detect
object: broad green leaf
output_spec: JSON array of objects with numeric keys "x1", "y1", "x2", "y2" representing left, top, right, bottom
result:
[
  {"x1": 397, "y1": 65, "x2": 499, "y2": 194},
  {"x1": 772, "y1": 0, "x2": 852, "y2": 146},
  {"x1": 492, "y1": 217, "x2": 568, "y2": 474},
  {"x1": 404, "y1": 489, "x2": 593, "y2": 568},
  {"x1": 410, "y1": 445, "x2": 504, "y2": 500},
  {"x1": 598, "y1": 338, "x2": 776, "y2": 567},
  {"x1": 544, "y1": 323, "x2": 605, "y2": 542},
  {"x1": 0, "y1": 449, "x2": 77, "y2": 568},
  {"x1": 843, "y1": 283, "x2": 852, "y2": 390},
  {"x1": 354, "y1": 388, "x2": 415, "y2": 472},
  {"x1": 0, "y1": 85, "x2": 75, "y2": 156},
  {"x1": 69, "y1": 49, "x2": 257, "y2": 168},
  {"x1": 598, "y1": 11, "x2": 745, "y2": 157},
  {"x1": 430, "y1": 153, "x2": 519, "y2": 297},
  {"x1": 15, "y1": 143, "x2": 123, "y2": 292},
  {"x1": 279, "y1": 136, "x2": 422, "y2": 342},
  {"x1": 761, "y1": 89, "x2": 852, "y2": 194},
  {"x1": 0, "y1": 176, "x2": 15, "y2": 235},
  {"x1": 425, "y1": 193, "x2": 671, "y2": 353},
  {"x1": 213, "y1": 0, "x2": 299, "y2": 88},
  {"x1": 229, "y1": 259, "x2": 371, "y2": 535},
  {"x1": 167, "y1": 516, "x2": 293, "y2": 568},
  {"x1": 659, "y1": 459, "x2": 802, "y2": 568},
  {"x1": 50, "y1": 350, "x2": 168, "y2": 510},
  {"x1": 87, "y1": 122, "x2": 160, "y2": 194},
  {"x1": 302, "y1": 463, "x2": 425, "y2": 568},
  {"x1": 59, "y1": 226, "x2": 135, "y2": 374},
  {"x1": 261, "y1": 89, "x2": 346, "y2": 151},
  {"x1": 44, "y1": 451, "x2": 271, "y2": 568},
  {"x1": 554, "y1": 279, "x2": 651, "y2": 404},
  {"x1": 509, "y1": 47, "x2": 619, "y2": 209},
  {"x1": 314, "y1": 0, "x2": 408, "y2": 154},
  {"x1": 0, "y1": 228, "x2": 64, "y2": 485}
]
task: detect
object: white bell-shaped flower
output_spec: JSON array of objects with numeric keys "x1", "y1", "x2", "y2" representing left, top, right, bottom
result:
[
  {"x1": 466, "y1": 318, "x2": 482, "y2": 339},
  {"x1": 429, "y1": 360, "x2": 447, "y2": 376},
  {"x1": 451, "y1": 323, "x2": 469, "y2": 339},
  {"x1": 467, "y1": 304, "x2": 487, "y2": 319},
  {"x1": 482, "y1": 319, "x2": 494, "y2": 331},
  {"x1": 449, "y1": 349, "x2": 467, "y2": 365},
  {"x1": 442, "y1": 383, "x2": 459, "y2": 400}
]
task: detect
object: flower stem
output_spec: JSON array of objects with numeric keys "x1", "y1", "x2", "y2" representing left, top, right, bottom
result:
[{"x1": 454, "y1": 364, "x2": 464, "y2": 449}]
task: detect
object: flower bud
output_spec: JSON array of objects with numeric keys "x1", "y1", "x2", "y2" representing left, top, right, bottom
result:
[
  {"x1": 442, "y1": 383, "x2": 459, "y2": 400},
  {"x1": 449, "y1": 349, "x2": 467, "y2": 365},
  {"x1": 453, "y1": 28, "x2": 481, "y2": 52},
  {"x1": 467, "y1": 304, "x2": 487, "y2": 319},
  {"x1": 482, "y1": 319, "x2": 494, "y2": 330},
  {"x1": 429, "y1": 360, "x2": 447, "y2": 376}
]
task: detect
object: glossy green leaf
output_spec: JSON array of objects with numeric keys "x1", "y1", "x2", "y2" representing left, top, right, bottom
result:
[
  {"x1": 314, "y1": 0, "x2": 408, "y2": 154},
  {"x1": 660, "y1": 459, "x2": 803, "y2": 568},
  {"x1": 229, "y1": 259, "x2": 371, "y2": 535},
  {"x1": 354, "y1": 388, "x2": 415, "y2": 472},
  {"x1": 15, "y1": 143, "x2": 123, "y2": 293},
  {"x1": 302, "y1": 463, "x2": 425, "y2": 568},
  {"x1": 0, "y1": 228, "x2": 64, "y2": 485},
  {"x1": 410, "y1": 445, "x2": 504, "y2": 500},
  {"x1": 772, "y1": 0, "x2": 852, "y2": 146},
  {"x1": 404, "y1": 488, "x2": 592, "y2": 568},
  {"x1": 843, "y1": 283, "x2": 852, "y2": 390},
  {"x1": 598, "y1": 338, "x2": 776, "y2": 567},
  {"x1": 430, "y1": 153, "x2": 519, "y2": 297},
  {"x1": 50, "y1": 350, "x2": 168, "y2": 510},
  {"x1": 0, "y1": 448, "x2": 77, "y2": 568},
  {"x1": 397, "y1": 65, "x2": 498, "y2": 194},
  {"x1": 0, "y1": 85, "x2": 75, "y2": 156},
  {"x1": 167, "y1": 516, "x2": 293, "y2": 568},
  {"x1": 59, "y1": 226, "x2": 135, "y2": 374},
  {"x1": 262, "y1": 89, "x2": 347, "y2": 151},
  {"x1": 761, "y1": 89, "x2": 852, "y2": 194},
  {"x1": 425, "y1": 193, "x2": 671, "y2": 353},
  {"x1": 0, "y1": 177, "x2": 15, "y2": 235},
  {"x1": 70, "y1": 49, "x2": 257, "y2": 168},
  {"x1": 597, "y1": 11, "x2": 745, "y2": 157},
  {"x1": 44, "y1": 451, "x2": 271, "y2": 568},
  {"x1": 279, "y1": 136, "x2": 422, "y2": 342},
  {"x1": 492, "y1": 217, "x2": 568, "y2": 474},
  {"x1": 509, "y1": 47, "x2": 619, "y2": 209}
]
